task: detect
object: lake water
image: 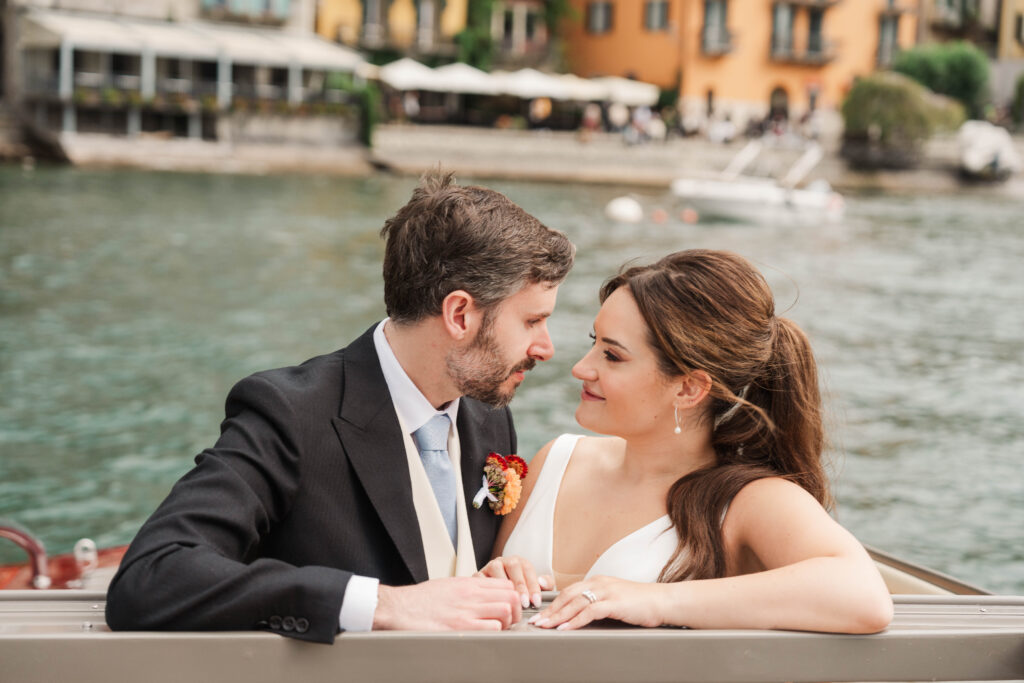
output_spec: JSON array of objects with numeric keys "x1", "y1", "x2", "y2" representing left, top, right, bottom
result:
[{"x1": 1, "y1": 166, "x2": 1021, "y2": 594}]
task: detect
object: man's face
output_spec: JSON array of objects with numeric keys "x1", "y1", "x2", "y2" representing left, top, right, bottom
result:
[{"x1": 446, "y1": 282, "x2": 559, "y2": 408}]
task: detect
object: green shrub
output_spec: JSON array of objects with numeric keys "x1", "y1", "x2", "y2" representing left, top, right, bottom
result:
[
  {"x1": 841, "y1": 71, "x2": 965, "y2": 169},
  {"x1": 891, "y1": 41, "x2": 989, "y2": 118}
]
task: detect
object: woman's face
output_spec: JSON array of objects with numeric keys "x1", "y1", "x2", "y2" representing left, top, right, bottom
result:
[{"x1": 572, "y1": 288, "x2": 680, "y2": 438}]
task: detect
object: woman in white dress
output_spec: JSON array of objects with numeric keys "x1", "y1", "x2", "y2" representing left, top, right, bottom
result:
[{"x1": 478, "y1": 250, "x2": 893, "y2": 633}]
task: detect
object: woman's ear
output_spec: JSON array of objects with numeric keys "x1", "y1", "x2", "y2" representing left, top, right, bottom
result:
[
  {"x1": 677, "y1": 370, "x2": 713, "y2": 407},
  {"x1": 440, "y1": 290, "x2": 483, "y2": 342}
]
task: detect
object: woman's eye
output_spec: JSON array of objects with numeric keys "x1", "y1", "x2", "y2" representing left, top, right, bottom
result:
[
  {"x1": 603, "y1": 350, "x2": 621, "y2": 362},
  {"x1": 588, "y1": 332, "x2": 597, "y2": 346}
]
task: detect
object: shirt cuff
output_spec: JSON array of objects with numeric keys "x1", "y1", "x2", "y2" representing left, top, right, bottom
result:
[{"x1": 338, "y1": 574, "x2": 380, "y2": 632}]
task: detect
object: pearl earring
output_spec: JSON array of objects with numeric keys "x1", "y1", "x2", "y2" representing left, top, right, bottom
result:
[{"x1": 674, "y1": 405, "x2": 682, "y2": 435}]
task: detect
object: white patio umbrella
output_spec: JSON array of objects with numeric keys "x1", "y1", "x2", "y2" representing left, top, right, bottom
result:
[
  {"x1": 593, "y1": 76, "x2": 660, "y2": 106},
  {"x1": 377, "y1": 57, "x2": 439, "y2": 91},
  {"x1": 557, "y1": 73, "x2": 610, "y2": 102},
  {"x1": 431, "y1": 62, "x2": 499, "y2": 95},
  {"x1": 492, "y1": 68, "x2": 571, "y2": 100}
]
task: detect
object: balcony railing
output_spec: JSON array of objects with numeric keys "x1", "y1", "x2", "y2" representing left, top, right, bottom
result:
[
  {"x1": 702, "y1": 28, "x2": 734, "y2": 56},
  {"x1": 770, "y1": 39, "x2": 836, "y2": 65}
]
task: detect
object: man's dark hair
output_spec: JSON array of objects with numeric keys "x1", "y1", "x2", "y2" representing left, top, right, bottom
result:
[{"x1": 380, "y1": 170, "x2": 575, "y2": 323}]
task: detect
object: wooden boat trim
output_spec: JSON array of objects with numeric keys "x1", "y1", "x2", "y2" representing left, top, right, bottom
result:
[
  {"x1": 1, "y1": 592, "x2": 1022, "y2": 683},
  {"x1": 867, "y1": 545, "x2": 991, "y2": 595}
]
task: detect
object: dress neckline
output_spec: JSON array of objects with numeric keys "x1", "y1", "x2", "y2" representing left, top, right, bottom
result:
[{"x1": 549, "y1": 435, "x2": 671, "y2": 586}]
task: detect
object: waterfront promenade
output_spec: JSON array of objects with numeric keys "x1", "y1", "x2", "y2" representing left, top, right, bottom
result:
[{"x1": 14, "y1": 122, "x2": 1024, "y2": 196}]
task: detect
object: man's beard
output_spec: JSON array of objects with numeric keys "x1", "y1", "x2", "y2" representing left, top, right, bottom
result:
[{"x1": 446, "y1": 324, "x2": 535, "y2": 408}]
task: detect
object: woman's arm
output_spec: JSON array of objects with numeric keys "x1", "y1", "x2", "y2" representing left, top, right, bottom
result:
[{"x1": 534, "y1": 477, "x2": 893, "y2": 634}]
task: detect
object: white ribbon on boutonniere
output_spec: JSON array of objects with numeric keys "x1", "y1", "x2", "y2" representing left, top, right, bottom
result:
[{"x1": 472, "y1": 475, "x2": 498, "y2": 510}]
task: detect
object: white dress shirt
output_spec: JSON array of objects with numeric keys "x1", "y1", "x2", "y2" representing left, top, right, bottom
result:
[{"x1": 337, "y1": 320, "x2": 460, "y2": 632}]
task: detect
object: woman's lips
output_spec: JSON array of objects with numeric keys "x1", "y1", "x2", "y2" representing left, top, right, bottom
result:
[{"x1": 580, "y1": 387, "x2": 604, "y2": 401}]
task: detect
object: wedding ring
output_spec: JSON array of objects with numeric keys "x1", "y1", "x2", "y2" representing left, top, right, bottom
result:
[{"x1": 581, "y1": 589, "x2": 598, "y2": 605}]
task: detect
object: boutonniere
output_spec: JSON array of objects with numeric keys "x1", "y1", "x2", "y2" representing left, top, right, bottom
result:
[{"x1": 472, "y1": 453, "x2": 528, "y2": 515}]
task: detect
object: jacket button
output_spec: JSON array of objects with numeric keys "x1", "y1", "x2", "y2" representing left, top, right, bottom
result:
[
  {"x1": 282, "y1": 616, "x2": 296, "y2": 632},
  {"x1": 295, "y1": 618, "x2": 310, "y2": 633},
  {"x1": 268, "y1": 615, "x2": 283, "y2": 630}
]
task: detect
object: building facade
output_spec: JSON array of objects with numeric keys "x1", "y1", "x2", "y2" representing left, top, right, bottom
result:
[
  {"x1": 315, "y1": 0, "x2": 467, "y2": 57},
  {"x1": 5, "y1": 0, "x2": 367, "y2": 145},
  {"x1": 916, "y1": 0, "x2": 1000, "y2": 53},
  {"x1": 560, "y1": 0, "x2": 919, "y2": 131},
  {"x1": 994, "y1": 0, "x2": 1024, "y2": 108}
]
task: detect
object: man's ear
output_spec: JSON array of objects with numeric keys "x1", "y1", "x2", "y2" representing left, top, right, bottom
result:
[
  {"x1": 440, "y1": 290, "x2": 483, "y2": 342},
  {"x1": 677, "y1": 370, "x2": 712, "y2": 407}
]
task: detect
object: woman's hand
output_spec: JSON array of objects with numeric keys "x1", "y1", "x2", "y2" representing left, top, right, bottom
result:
[
  {"x1": 529, "y1": 576, "x2": 667, "y2": 630},
  {"x1": 475, "y1": 555, "x2": 552, "y2": 609}
]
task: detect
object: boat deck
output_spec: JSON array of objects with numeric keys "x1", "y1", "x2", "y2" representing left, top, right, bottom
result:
[{"x1": 1, "y1": 592, "x2": 1022, "y2": 682}]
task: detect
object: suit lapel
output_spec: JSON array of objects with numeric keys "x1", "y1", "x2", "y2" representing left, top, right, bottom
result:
[
  {"x1": 331, "y1": 327, "x2": 429, "y2": 584},
  {"x1": 457, "y1": 401, "x2": 503, "y2": 570}
]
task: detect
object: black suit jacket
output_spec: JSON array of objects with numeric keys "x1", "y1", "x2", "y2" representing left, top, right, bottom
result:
[{"x1": 105, "y1": 326, "x2": 514, "y2": 643}]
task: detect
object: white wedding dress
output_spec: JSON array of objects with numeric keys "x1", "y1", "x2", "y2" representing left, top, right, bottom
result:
[{"x1": 502, "y1": 433, "x2": 679, "y2": 588}]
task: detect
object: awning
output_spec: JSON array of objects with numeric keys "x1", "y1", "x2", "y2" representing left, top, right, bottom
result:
[
  {"x1": 431, "y1": 62, "x2": 498, "y2": 95},
  {"x1": 378, "y1": 58, "x2": 441, "y2": 91},
  {"x1": 20, "y1": 8, "x2": 367, "y2": 71},
  {"x1": 373, "y1": 57, "x2": 661, "y2": 106}
]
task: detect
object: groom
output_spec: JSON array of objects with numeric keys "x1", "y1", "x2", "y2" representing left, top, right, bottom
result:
[{"x1": 104, "y1": 171, "x2": 575, "y2": 644}]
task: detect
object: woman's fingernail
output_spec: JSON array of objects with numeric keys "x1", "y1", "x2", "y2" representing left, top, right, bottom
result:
[
  {"x1": 538, "y1": 576, "x2": 551, "y2": 590},
  {"x1": 556, "y1": 622, "x2": 571, "y2": 630},
  {"x1": 521, "y1": 593, "x2": 530, "y2": 609},
  {"x1": 532, "y1": 593, "x2": 542, "y2": 607},
  {"x1": 532, "y1": 617, "x2": 548, "y2": 627}
]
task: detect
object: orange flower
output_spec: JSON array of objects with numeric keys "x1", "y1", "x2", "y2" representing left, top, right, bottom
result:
[{"x1": 497, "y1": 468, "x2": 522, "y2": 515}]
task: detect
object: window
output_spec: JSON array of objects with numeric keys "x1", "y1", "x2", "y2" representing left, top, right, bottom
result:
[
  {"x1": 417, "y1": 0, "x2": 436, "y2": 49},
  {"x1": 644, "y1": 1, "x2": 669, "y2": 31},
  {"x1": 771, "y1": 3, "x2": 794, "y2": 56},
  {"x1": 702, "y1": 0, "x2": 730, "y2": 52},
  {"x1": 587, "y1": 2, "x2": 614, "y2": 34},
  {"x1": 877, "y1": 14, "x2": 899, "y2": 66},
  {"x1": 807, "y1": 8, "x2": 824, "y2": 55}
]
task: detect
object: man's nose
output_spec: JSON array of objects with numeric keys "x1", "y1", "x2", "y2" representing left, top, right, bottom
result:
[{"x1": 530, "y1": 325, "x2": 554, "y2": 362}]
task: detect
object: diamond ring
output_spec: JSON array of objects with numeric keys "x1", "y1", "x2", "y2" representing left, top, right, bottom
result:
[{"x1": 581, "y1": 589, "x2": 598, "y2": 604}]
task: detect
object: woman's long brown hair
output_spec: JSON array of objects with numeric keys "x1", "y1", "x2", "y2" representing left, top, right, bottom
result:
[{"x1": 599, "y1": 250, "x2": 829, "y2": 582}]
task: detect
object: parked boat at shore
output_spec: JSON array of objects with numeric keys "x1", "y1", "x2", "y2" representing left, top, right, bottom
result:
[{"x1": 670, "y1": 141, "x2": 845, "y2": 223}]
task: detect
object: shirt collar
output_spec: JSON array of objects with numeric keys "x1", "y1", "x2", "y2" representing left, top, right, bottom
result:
[{"x1": 373, "y1": 319, "x2": 460, "y2": 434}]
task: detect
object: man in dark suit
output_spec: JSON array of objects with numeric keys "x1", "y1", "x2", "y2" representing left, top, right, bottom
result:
[{"x1": 104, "y1": 172, "x2": 575, "y2": 644}]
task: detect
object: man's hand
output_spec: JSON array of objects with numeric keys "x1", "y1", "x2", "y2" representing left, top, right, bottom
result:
[
  {"x1": 475, "y1": 555, "x2": 552, "y2": 608},
  {"x1": 373, "y1": 577, "x2": 522, "y2": 630}
]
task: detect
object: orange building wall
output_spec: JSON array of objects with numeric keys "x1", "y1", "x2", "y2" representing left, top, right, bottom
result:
[
  {"x1": 560, "y1": 0, "x2": 689, "y2": 86},
  {"x1": 316, "y1": 0, "x2": 468, "y2": 47},
  {"x1": 563, "y1": 0, "x2": 919, "y2": 121},
  {"x1": 998, "y1": 0, "x2": 1024, "y2": 59}
]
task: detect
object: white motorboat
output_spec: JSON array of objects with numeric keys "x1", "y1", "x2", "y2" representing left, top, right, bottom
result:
[{"x1": 670, "y1": 141, "x2": 845, "y2": 223}]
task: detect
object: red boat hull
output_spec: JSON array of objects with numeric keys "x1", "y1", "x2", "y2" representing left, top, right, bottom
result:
[{"x1": 0, "y1": 545, "x2": 127, "y2": 590}]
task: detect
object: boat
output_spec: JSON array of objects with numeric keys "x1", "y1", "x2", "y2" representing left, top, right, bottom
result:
[
  {"x1": 2, "y1": 521, "x2": 1022, "y2": 682},
  {"x1": 670, "y1": 141, "x2": 845, "y2": 223},
  {"x1": 957, "y1": 120, "x2": 1023, "y2": 182}
]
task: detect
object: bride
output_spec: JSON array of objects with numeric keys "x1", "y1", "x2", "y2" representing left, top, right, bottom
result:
[{"x1": 478, "y1": 249, "x2": 893, "y2": 633}]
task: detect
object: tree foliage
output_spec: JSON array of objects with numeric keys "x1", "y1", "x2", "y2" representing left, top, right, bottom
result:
[
  {"x1": 891, "y1": 41, "x2": 990, "y2": 119},
  {"x1": 841, "y1": 71, "x2": 965, "y2": 169},
  {"x1": 1013, "y1": 73, "x2": 1024, "y2": 127},
  {"x1": 456, "y1": 0, "x2": 495, "y2": 70}
]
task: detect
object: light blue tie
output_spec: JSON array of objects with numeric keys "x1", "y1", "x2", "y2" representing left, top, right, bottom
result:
[{"x1": 413, "y1": 414, "x2": 457, "y2": 547}]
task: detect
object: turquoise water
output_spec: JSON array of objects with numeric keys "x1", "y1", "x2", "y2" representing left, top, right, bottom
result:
[{"x1": 1, "y1": 166, "x2": 1022, "y2": 594}]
